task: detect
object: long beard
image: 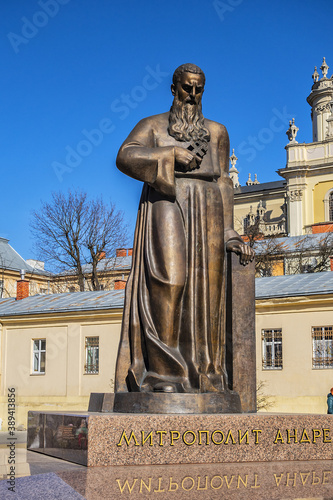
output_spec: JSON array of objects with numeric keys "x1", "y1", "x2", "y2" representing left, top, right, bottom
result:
[{"x1": 168, "y1": 96, "x2": 210, "y2": 142}]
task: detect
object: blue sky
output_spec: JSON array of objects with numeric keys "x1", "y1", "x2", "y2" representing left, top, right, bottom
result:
[{"x1": 1, "y1": 0, "x2": 332, "y2": 261}]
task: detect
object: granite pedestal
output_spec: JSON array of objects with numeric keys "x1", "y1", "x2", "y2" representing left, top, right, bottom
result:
[
  {"x1": 1, "y1": 449, "x2": 333, "y2": 499},
  {"x1": 27, "y1": 410, "x2": 333, "y2": 467}
]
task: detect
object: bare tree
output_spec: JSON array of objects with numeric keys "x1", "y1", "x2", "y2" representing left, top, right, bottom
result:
[
  {"x1": 85, "y1": 197, "x2": 129, "y2": 290},
  {"x1": 253, "y1": 230, "x2": 333, "y2": 277},
  {"x1": 243, "y1": 220, "x2": 264, "y2": 249},
  {"x1": 256, "y1": 380, "x2": 275, "y2": 411},
  {"x1": 31, "y1": 190, "x2": 129, "y2": 291},
  {"x1": 242, "y1": 220, "x2": 287, "y2": 277},
  {"x1": 254, "y1": 236, "x2": 287, "y2": 277},
  {"x1": 285, "y1": 232, "x2": 333, "y2": 275},
  {"x1": 0, "y1": 255, "x2": 6, "y2": 298}
]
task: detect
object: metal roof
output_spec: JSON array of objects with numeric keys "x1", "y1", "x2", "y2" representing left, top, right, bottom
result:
[
  {"x1": 56, "y1": 255, "x2": 132, "y2": 276},
  {"x1": 0, "y1": 297, "x2": 15, "y2": 307},
  {"x1": 0, "y1": 289, "x2": 125, "y2": 317},
  {"x1": 0, "y1": 237, "x2": 131, "y2": 278},
  {"x1": 254, "y1": 233, "x2": 333, "y2": 255},
  {"x1": 234, "y1": 180, "x2": 286, "y2": 195},
  {"x1": 0, "y1": 237, "x2": 51, "y2": 276},
  {"x1": 256, "y1": 272, "x2": 333, "y2": 299},
  {"x1": 82, "y1": 255, "x2": 132, "y2": 272},
  {"x1": 0, "y1": 271, "x2": 332, "y2": 317}
]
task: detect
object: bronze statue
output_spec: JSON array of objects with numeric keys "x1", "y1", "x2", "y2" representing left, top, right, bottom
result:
[{"x1": 114, "y1": 64, "x2": 254, "y2": 404}]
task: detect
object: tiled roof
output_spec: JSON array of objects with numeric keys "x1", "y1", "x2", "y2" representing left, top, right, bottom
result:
[{"x1": 256, "y1": 271, "x2": 333, "y2": 299}]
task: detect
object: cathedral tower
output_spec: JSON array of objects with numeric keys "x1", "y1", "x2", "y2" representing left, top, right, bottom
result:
[{"x1": 307, "y1": 57, "x2": 333, "y2": 142}]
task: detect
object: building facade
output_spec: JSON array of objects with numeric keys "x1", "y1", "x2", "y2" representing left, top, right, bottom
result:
[
  {"x1": 0, "y1": 291, "x2": 123, "y2": 429},
  {"x1": 256, "y1": 272, "x2": 333, "y2": 414},
  {"x1": 0, "y1": 239, "x2": 132, "y2": 299},
  {"x1": 232, "y1": 57, "x2": 333, "y2": 239},
  {"x1": 0, "y1": 237, "x2": 51, "y2": 299},
  {"x1": 0, "y1": 273, "x2": 333, "y2": 428},
  {"x1": 0, "y1": 58, "x2": 332, "y2": 427}
]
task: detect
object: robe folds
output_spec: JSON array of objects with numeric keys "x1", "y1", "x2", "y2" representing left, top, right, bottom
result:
[{"x1": 115, "y1": 112, "x2": 242, "y2": 393}]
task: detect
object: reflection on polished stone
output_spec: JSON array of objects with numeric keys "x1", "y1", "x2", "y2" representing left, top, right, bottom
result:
[
  {"x1": 28, "y1": 412, "x2": 88, "y2": 465},
  {"x1": 58, "y1": 460, "x2": 333, "y2": 499},
  {"x1": 0, "y1": 434, "x2": 332, "y2": 499}
]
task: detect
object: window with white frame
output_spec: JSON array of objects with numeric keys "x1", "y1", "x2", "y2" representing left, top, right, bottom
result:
[
  {"x1": 85, "y1": 337, "x2": 99, "y2": 374},
  {"x1": 312, "y1": 326, "x2": 333, "y2": 369},
  {"x1": 262, "y1": 329, "x2": 282, "y2": 369},
  {"x1": 32, "y1": 339, "x2": 46, "y2": 374}
]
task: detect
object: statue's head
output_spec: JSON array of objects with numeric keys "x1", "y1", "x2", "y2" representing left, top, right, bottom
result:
[
  {"x1": 169, "y1": 63, "x2": 209, "y2": 142},
  {"x1": 172, "y1": 63, "x2": 206, "y2": 87}
]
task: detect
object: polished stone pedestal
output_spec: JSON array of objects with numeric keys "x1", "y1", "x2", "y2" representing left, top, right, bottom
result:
[
  {"x1": 57, "y1": 460, "x2": 333, "y2": 499},
  {"x1": 113, "y1": 391, "x2": 242, "y2": 413},
  {"x1": 27, "y1": 411, "x2": 333, "y2": 467},
  {"x1": 2, "y1": 448, "x2": 333, "y2": 499},
  {"x1": 88, "y1": 392, "x2": 114, "y2": 412}
]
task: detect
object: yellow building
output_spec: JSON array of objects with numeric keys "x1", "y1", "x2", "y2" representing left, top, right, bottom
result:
[
  {"x1": 0, "y1": 271, "x2": 332, "y2": 428},
  {"x1": 0, "y1": 238, "x2": 132, "y2": 298},
  {"x1": 0, "y1": 237, "x2": 51, "y2": 298},
  {"x1": 49, "y1": 248, "x2": 132, "y2": 293},
  {"x1": 254, "y1": 232, "x2": 333, "y2": 277},
  {"x1": 232, "y1": 57, "x2": 333, "y2": 239},
  {"x1": 256, "y1": 271, "x2": 333, "y2": 414},
  {"x1": 233, "y1": 179, "x2": 287, "y2": 238},
  {"x1": 0, "y1": 290, "x2": 123, "y2": 430}
]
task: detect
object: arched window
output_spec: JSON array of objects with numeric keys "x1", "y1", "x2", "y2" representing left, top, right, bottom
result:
[
  {"x1": 329, "y1": 192, "x2": 333, "y2": 221},
  {"x1": 324, "y1": 188, "x2": 333, "y2": 221}
]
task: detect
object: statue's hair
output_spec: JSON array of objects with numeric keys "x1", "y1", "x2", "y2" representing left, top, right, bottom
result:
[{"x1": 172, "y1": 63, "x2": 205, "y2": 86}]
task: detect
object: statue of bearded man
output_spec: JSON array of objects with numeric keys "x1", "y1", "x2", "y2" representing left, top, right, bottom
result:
[{"x1": 114, "y1": 63, "x2": 253, "y2": 399}]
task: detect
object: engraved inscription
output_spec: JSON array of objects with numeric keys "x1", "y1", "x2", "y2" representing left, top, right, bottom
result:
[
  {"x1": 116, "y1": 427, "x2": 332, "y2": 447},
  {"x1": 116, "y1": 428, "x2": 263, "y2": 447},
  {"x1": 273, "y1": 428, "x2": 332, "y2": 445}
]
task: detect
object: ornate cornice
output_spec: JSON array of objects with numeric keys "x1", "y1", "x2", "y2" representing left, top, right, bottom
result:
[
  {"x1": 315, "y1": 102, "x2": 332, "y2": 114},
  {"x1": 287, "y1": 189, "x2": 303, "y2": 202}
]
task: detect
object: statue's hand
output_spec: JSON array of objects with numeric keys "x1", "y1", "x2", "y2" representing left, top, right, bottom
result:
[
  {"x1": 226, "y1": 240, "x2": 255, "y2": 266},
  {"x1": 174, "y1": 147, "x2": 199, "y2": 171}
]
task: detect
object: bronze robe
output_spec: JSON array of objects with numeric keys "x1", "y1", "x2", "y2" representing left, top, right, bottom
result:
[{"x1": 115, "y1": 112, "x2": 242, "y2": 393}]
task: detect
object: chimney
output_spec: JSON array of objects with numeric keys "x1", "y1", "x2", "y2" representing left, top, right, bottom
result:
[
  {"x1": 98, "y1": 251, "x2": 106, "y2": 261},
  {"x1": 128, "y1": 248, "x2": 133, "y2": 256},
  {"x1": 16, "y1": 269, "x2": 29, "y2": 300},
  {"x1": 114, "y1": 279, "x2": 127, "y2": 290},
  {"x1": 116, "y1": 248, "x2": 127, "y2": 257}
]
